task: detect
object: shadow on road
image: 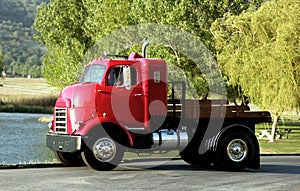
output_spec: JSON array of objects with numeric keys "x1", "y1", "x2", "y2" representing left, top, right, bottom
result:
[
  {"x1": 258, "y1": 164, "x2": 300, "y2": 175},
  {"x1": 132, "y1": 163, "x2": 300, "y2": 175},
  {"x1": 1, "y1": 158, "x2": 300, "y2": 175}
]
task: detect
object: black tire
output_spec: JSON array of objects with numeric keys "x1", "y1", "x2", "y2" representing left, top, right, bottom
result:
[
  {"x1": 81, "y1": 129, "x2": 124, "y2": 171},
  {"x1": 54, "y1": 151, "x2": 85, "y2": 166},
  {"x1": 214, "y1": 131, "x2": 257, "y2": 171}
]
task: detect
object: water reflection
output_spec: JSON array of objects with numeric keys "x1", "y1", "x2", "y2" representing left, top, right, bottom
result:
[{"x1": 0, "y1": 112, "x2": 56, "y2": 164}]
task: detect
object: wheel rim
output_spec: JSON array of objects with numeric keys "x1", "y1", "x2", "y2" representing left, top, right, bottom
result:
[
  {"x1": 93, "y1": 138, "x2": 116, "y2": 162},
  {"x1": 226, "y1": 139, "x2": 248, "y2": 162}
]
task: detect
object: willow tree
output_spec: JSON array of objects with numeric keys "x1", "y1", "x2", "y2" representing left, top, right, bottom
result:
[{"x1": 212, "y1": 0, "x2": 300, "y2": 142}]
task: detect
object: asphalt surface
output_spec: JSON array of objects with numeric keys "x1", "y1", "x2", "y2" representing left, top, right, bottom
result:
[{"x1": 0, "y1": 155, "x2": 299, "y2": 191}]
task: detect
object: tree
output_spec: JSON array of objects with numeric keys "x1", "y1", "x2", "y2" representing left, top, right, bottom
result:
[
  {"x1": 83, "y1": 0, "x2": 134, "y2": 41},
  {"x1": 130, "y1": 0, "x2": 263, "y2": 51},
  {"x1": 34, "y1": 0, "x2": 92, "y2": 88},
  {"x1": 212, "y1": 0, "x2": 300, "y2": 142},
  {"x1": 84, "y1": 0, "x2": 264, "y2": 97},
  {"x1": 35, "y1": 0, "x2": 263, "y2": 92}
]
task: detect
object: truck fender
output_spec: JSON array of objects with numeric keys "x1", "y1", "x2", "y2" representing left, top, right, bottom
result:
[
  {"x1": 212, "y1": 124, "x2": 260, "y2": 170},
  {"x1": 73, "y1": 117, "x2": 134, "y2": 148},
  {"x1": 211, "y1": 124, "x2": 256, "y2": 151}
]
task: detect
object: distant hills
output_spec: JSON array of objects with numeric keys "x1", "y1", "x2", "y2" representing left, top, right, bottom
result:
[{"x1": 0, "y1": 0, "x2": 49, "y2": 78}]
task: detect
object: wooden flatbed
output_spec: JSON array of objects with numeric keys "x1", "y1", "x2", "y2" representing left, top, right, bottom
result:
[{"x1": 167, "y1": 99, "x2": 271, "y2": 123}]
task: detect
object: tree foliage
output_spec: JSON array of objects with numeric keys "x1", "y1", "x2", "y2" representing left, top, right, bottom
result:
[
  {"x1": 35, "y1": 0, "x2": 263, "y2": 93},
  {"x1": 126, "y1": 0, "x2": 263, "y2": 98},
  {"x1": 212, "y1": 0, "x2": 300, "y2": 142},
  {"x1": 34, "y1": 0, "x2": 92, "y2": 88}
]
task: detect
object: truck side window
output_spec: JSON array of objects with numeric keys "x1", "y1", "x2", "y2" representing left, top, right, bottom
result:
[
  {"x1": 107, "y1": 66, "x2": 137, "y2": 87},
  {"x1": 107, "y1": 67, "x2": 123, "y2": 86},
  {"x1": 130, "y1": 67, "x2": 137, "y2": 85},
  {"x1": 107, "y1": 69, "x2": 115, "y2": 86}
]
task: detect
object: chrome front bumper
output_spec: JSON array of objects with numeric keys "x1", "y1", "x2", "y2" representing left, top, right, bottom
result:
[{"x1": 46, "y1": 133, "x2": 81, "y2": 153}]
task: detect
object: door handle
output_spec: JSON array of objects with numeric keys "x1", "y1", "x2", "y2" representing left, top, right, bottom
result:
[{"x1": 134, "y1": 93, "x2": 143, "y2": 96}]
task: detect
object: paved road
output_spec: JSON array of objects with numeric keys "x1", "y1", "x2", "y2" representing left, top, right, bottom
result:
[{"x1": 0, "y1": 155, "x2": 300, "y2": 191}]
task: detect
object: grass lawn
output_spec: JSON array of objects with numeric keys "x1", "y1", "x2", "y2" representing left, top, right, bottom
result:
[
  {"x1": 0, "y1": 77, "x2": 58, "y2": 95},
  {"x1": 0, "y1": 77, "x2": 59, "y2": 113},
  {"x1": 256, "y1": 117, "x2": 300, "y2": 154}
]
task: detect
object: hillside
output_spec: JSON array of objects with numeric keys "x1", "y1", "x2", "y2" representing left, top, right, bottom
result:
[{"x1": 0, "y1": 0, "x2": 49, "y2": 78}]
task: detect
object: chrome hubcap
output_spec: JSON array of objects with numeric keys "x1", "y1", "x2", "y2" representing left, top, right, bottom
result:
[
  {"x1": 227, "y1": 139, "x2": 248, "y2": 162},
  {"x1": 93, "y1": 138, "x2": 116, "y2": 162}
]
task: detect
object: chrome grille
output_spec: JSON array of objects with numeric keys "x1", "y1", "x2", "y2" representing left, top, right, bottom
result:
[{"x1": 55, "y1": 108, "x2": 67, "y2": 134}]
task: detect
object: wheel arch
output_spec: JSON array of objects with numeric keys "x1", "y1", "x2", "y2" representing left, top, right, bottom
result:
[
  {"x1": 101, "y1": 122, "x2": 133, "y2": 148},
  {"x1": 75, "y1": 117, "x2": 134, "y2": 148}
]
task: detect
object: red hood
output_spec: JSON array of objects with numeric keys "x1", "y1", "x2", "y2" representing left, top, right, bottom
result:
[
  {"x1": 59, "y1": 82, "x2": 97, "y2": 108},
  {"x1": 55, "y1": 82, "x2": 99, "y2": 134}
]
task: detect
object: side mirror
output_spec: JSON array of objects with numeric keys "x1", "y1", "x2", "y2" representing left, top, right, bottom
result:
[
  {"x1": 123, "y1": 66, "x2": 131, "y2": 90},
  {"x1": 154, "y1": 71, "x2": 161, "y2": 83}
]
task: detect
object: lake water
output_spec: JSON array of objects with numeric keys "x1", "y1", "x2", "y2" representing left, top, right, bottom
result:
[{"x1": 0, "y1": 112, "x2": 56, "y2": 164}]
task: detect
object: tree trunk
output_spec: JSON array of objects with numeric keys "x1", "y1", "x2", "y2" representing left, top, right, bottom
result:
[{"x1": 269, "y1": 113, "x2": 279, "y2": 143}]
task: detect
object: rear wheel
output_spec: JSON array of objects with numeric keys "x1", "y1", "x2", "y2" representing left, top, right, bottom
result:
[
  {"x1": 81, "y1": 130, "x2": 124, "y2": 171},
  {"x1": 214, "y1": 131, "x2": 257, "y2": 171},
  {"x1": 54, "y1": 151, "x2": 84, "y2": 166}
]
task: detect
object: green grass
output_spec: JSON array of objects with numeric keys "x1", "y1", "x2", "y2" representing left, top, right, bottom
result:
[
  {"x1": 0, "y1": 78, "x2": 59, "y2": 113},
  {"x1": 256, "y1": 117, "x2": 300, "y2": 154}
]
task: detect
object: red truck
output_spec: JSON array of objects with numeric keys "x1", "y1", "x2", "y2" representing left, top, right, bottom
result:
[{"x1": 46, "y1": 43, "x2": 271, "y2": 171}]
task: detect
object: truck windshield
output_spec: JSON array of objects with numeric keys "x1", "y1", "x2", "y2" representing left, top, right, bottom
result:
[{"x1": 80, "y1": 65, "x2": 106, "y2": 83}]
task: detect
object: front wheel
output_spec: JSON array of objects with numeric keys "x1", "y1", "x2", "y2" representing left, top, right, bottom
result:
[
  {"x1": 81, "y1": 135, "x2": 124, "y2": 171},
  {"x1": 214, "y1": 131, "x2": 258, "y2": 171}
]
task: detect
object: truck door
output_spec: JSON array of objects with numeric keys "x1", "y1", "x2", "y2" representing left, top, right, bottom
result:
[{"x1": 105, "y1": 65, "x2": 144, "y2": 127}]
